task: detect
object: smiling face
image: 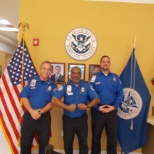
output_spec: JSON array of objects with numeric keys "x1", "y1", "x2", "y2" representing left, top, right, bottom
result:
[
  {"x1": 71, "y1": 67, "x2": 81, "y2": 85},
  {"x1": 40, "y1": 61, "x2": 51, "y2": 81},
  {"x1": 100, "y1": 56, "x2": 110, "y2": 72}
]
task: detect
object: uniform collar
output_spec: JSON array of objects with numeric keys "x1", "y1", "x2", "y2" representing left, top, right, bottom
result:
[
  {"x1": 36, "y1": 75, "x2": 52, "y2": 84},
  {"x1": 98, "y1": 71, "x2": 112, "y2": 76},
  {"x1": 68, "y1": 80, "x2": 84, "y2": 87}
]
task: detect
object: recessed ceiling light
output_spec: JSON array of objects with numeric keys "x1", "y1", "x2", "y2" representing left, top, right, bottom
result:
[
  {"x1": 0, "y1": 19, "x2": 11, "y2": 25},
  {"x1": 0, "y1": 27, "x2": 18, "y2": 31}
]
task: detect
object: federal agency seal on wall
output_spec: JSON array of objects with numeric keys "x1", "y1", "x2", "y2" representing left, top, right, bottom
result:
[
  {"x1": 65, "y1": 28, "x2": 97, "y2": 60},
  {"x1": 117, "y1": 88, "x2": 142, "y2": 120}
]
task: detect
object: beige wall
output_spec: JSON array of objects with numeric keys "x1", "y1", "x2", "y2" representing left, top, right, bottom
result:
[
  {"x1": 19, "y1": 0, "x2": 154, "y2": 152},
  {"x1": 0, "y1": 50, "x2": 6, "y2": 75},
  {"x1": 0, "y1": 50, "x2": 12, "y2": 75}
]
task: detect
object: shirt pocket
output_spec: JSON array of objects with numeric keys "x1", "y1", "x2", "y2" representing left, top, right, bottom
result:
[
  {"x1": 44, "y1": 91, "x2": 52, "y2": 102},
  {"x1": 94, "y1": 83, "x2": 103, "y2": 93},
  {"x1": 65, "y1": 94, "x2": 74, "y2": 104},
  {"x1": 79, "y1": 92, "x2": 87, "y2": 103},
  {"x1": 29, "y1": 88, "x2": 37, "y2": 97},
  {"x1": 109, "y1": 80, "x2": 118, "y2": 92}
]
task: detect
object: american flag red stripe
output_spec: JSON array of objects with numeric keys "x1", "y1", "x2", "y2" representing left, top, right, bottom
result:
[
  {"x1": 2, "y1": 74, "x2": 22, "y2": 124},
  {"x1": 0, "y1": 95, "x2": 20, "y2": 153},
  {"x1": 0, "y1": 110, "x2": 18, "y2": 154},
  {"x1": 0, "y1": 71, "x2": 24, "y2": 154},
  {"x1": 0, "y1": 38, "x2": 38, "y2": 154}
]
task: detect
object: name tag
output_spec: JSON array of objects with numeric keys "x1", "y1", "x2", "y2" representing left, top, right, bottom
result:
[
  {"x1": 30, "y1": 79, "x2": 36, "y2": 86},
  {"x1": 67, "y1": 85, "x2": 73, "y2": 95},
  {"x1": 91, "y1": 75, "x2": 96, "y2": 82}
]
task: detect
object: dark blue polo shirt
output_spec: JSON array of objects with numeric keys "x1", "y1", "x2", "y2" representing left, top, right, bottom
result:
[
  {"x1": 20, "y1": 76, "x2": 57, "y2": 109},
  {"x1": 54, "y1": 80, "x2": 99, "y2": 118},
  {"x1": 90, "y1": 71, "x2": 123, "y2": 110}
]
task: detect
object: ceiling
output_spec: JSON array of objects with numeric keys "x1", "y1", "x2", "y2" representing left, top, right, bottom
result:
[
  {"x1": 0, "y1": 0, "x2": 19, "y2": 47},
  {"x1": 87, "y1": 0, "x2": 154, "y2": 3}
]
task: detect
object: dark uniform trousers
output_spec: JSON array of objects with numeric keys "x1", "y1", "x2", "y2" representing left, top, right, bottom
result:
[
  {"x1": 91, "y1": 108, "x2": 118, "y2": 154},
  {"x1": 20, "y1": 111, "x2": 51, "y2": 154},
  {"x1": 62, "y1": 114, "x2": 88, "y2": 154}
]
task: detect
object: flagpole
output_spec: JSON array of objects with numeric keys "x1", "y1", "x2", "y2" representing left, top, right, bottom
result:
[
  {"x1": 21, "y1": 37, "x2": 25, "y2": 88},
  {"x1": 18, "y1": 21, "x2": 30, "y2": 104},
  {"x1": 134, "y1": 37, "x2": 136, "y2": 48},
  {"x1": 120, "y1": 38, "x2": 137, "y2": 154}
]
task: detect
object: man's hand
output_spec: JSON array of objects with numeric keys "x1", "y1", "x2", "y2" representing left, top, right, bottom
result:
[
  {"x1": 78, "y1": 103, "x2": 88, "y2": 110},
  {"x1": 68, "y1": 104, "x2": 76, "y2": 112},
  {"x1": 99, "y1": 105, "x2": 115, "y2": 113},
  {"x1": 29, "y1": 109, "x2": 41, "y2": 120}
]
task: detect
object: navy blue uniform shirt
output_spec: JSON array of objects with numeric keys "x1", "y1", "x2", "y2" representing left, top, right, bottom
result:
[
  {"x1": 54, "y1": 80, "x2": 99, "y2": 118},
  {"x1": 20, "y1": 76, "x2": 57, "y2": 109},
  {"x1": 90, "y1": 71, "x2": 123, "y2": 110}
]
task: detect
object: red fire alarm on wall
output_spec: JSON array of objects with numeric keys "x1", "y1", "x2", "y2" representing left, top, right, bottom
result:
[{"x1": 33, "y1": 38, "x2": 39, "y2": 46}]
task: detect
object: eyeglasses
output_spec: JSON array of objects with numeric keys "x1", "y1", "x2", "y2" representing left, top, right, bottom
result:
[{"x1": 101, "y1": 61, "x2": 110, "y2": 63}]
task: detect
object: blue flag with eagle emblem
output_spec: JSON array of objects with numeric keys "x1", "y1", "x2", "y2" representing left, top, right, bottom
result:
[{"x1": 117, "y1": 48, "x2": 151, "y2": 154}]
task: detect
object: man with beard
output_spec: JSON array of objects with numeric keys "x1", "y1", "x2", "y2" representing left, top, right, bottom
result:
[
  {"x1": 90, "y1": 56, "x2": 123, "y2": 154},
  {"x1": 52, "y1": 66, "x2": 100, "y2": 154}
]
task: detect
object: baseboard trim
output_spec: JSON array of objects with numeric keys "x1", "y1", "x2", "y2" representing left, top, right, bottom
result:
[
  {"x1": 32, "y1": 148, "x2": 142, "y2": 154},
  {"x1": 54, "y1": 149, "x2": 142, "y2": 154}
]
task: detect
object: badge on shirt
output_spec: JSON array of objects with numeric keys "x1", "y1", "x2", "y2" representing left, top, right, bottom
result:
[
  {"x1": 58, "y1": 85, "x2": 63, "y2": 91},
  {"x1": 113, "y1": 77, "x2": 116, "y2": 82},
  {"x1": 90, "y1": 75, "x2": 96, "y2": 82},
  {"x1": 67, "y1": 85, "x2": 73, "y2": 95},
  {"x1": 47, "y1": 86, "x2": 52, "y2": 91},
  {"x1": 81, "y1": 87, "x2": 85, "y2": 92},
  {"x1": 30, "y1": 79, "x2": 36, "y2": 87}
]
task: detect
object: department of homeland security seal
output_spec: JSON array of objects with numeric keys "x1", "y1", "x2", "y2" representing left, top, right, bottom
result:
[
  {"x1": 65, "y1": 28, "x2": 97, "y2": 60},
  {"x1": 117, "y1": 88, "x2": 142, "y2": 120}
]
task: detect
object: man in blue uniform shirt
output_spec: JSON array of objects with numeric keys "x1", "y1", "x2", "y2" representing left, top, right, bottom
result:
[
  {"x1": 20, "y1": 61, "x2": 57, "y2": 154},
  {"x1": 52, "y1": 66, "x2": 100, "y2": 154},
  {"x1": 90, "y1": 55, "x2": 123, "y2": 154}
]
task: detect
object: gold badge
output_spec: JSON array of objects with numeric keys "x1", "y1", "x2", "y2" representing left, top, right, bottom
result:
[
  {"x1": 47, "y1": 86, "x2": 51, "y2": 91},
  {"x1": 81, "y1": 87, "x2": 85, "y2": 92},
  {"x1": 113, "y1": 77, "x2": 116, "y2": 82}
]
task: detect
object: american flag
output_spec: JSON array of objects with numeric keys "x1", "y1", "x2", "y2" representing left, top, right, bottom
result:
[{"x1": 0, "y1": 38, "x2": 38, "y2": 154}]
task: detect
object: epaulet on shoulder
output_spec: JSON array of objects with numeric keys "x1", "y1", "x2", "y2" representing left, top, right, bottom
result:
[
  {"x1": 64, "y1": 82, "x2": 69, "y2": 85},
  {"x1": 95, "y1": 72, "x2": 100, "y2": 75},
  {"x1": 28, "y1": 76, "x2": 36, "y2": 80},
  {"x1": 49, "y1": 79, "x2": 56, "y2": 85},
  {"x1": 84, "y1": 80, "x2": 88, "y2": 83},
  {"x1": 111, "y1": 73, "x2": 118, "y2": 77}
]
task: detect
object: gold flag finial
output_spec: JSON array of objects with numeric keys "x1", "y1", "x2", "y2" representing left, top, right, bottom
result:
[{"x1": 18, "y1": 21, "x2": 30, "y2": 32}]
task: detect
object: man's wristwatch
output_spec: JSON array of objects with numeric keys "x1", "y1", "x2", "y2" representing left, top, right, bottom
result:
[
  {"x1": 38, "y1": 110, "x2": 42, "y2": 115},
  {"x1": 87, "y1": 105, "x2": 90, "y2": 111}
]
